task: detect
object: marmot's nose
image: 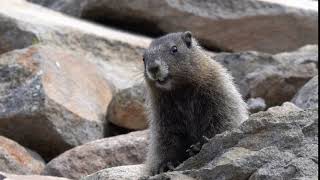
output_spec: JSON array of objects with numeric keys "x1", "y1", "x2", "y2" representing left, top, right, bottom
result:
[{"x1": 148, "y1": 64, "x2": 160, "y2": 75}]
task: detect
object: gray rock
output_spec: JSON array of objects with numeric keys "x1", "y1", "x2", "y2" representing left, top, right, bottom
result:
[
  {"x1": 42, "y1": 130, "x2": 148, "y2": 179},
  {"x1": 0, "y1": 172, "x2": 71, "y2": 180},
  {"x1": 106, "y1": 84, "x2": 147, "y2": 131},
  {"x1": 0, "y1": 136, "x2": 45, "y2": 175},
  {"x1": 247, "y1": 97, "x2": 267, "y2": 113},
  {"x1": 0, "y1": 16, "x2": 38, "y2": 54},
  {"x1": 27, "y1": 0, "x2": 87, "y2": 17},
  {"x1": 81, "y1": 164, "x2": 145, "y2": 180},
  {"x1": 292, "y1": 75, "x2": 318, "y2": 109},
  {"x1": 28, "y1": 0, "x2": 318, "y2": 53},
  {"x1": 147, "y1": 106, "x2": 318, "y2": 180},
  {"x1": 266, "y1": 102, "x2": 302, "y2": 116},
  {"x1": 215, "y1": 45, "x2": 318, "y2": 106}
]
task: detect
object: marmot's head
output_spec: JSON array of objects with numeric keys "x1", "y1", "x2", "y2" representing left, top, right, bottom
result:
[{"x1": 143, "y1": 31, "x2": 201, "y2": 91}]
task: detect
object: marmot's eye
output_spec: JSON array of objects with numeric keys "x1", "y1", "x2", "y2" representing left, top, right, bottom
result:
[
  {"x1": 171, "y1": 46, "x2": 178, "y2": 54},
  {"x1": 143, "y1": 57, "x2": 145, "y2": 62}
]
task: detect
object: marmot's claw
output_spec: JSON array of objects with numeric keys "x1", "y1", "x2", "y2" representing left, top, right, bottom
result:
[
  {"x1": 158, "y1": 161, "x2": 180, "y2": 174},
  {"x1": 186, "y1": 142, "x2": 202, "y2": 157},
  {"x1": 167, "y1": 162, "x2": 175, "y2": 170},
  {"x1": 138, "y1": 176, "x2": 150, "y2": 180},
  {"x1": 202, "y1": 135, "x2": 210, "y2": 143}
]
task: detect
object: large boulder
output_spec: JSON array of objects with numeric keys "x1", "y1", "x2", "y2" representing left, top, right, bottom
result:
[
  {"x1": 42, "y1": 130, "x2": 148, "y2": 179},
  {"x1": 0, "y1": 136, "x2": 45, "y2": 175},
  {"x1": 0, "y1": 0, "x2": 152, "y2": 159},
  {"x1": 0, "y1": 0, "x2": 150, "y2": 90},
  {"x1": 0, "y1": 45, "x2": 112, "y2": 160},
  {"x1": 106, "y1": 84, "x2": 147, "y2": 131},
  {"x1": 147, "y1": 104, "x2": 318, "y2": 180},
  {"x1": 0, "y1": 172, "x2": 71, "y2": 180},
  {"x1": 292, "y1": 75, "x2": 318, "y2": 109},
  {"x1": 215, "y1": 45, "x2": 318, "y2": 107},
  {"x1": 28, "y1": 0, "x2": 318, "y2": 53}
]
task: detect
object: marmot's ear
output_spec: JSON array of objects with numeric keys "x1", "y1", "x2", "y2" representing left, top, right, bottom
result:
[{"x1": 182, "y1": 31, "x2": 192, "y2": 48}]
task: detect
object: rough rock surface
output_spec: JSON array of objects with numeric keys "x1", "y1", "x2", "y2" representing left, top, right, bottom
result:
[
  {"x1": 215, "y1": 45, "x2": 318, "y2": 106},
  {"x1": 266, "y1": 102, "x2": 302, "y2": 116},
  {"x1": 0, "y1": 136, "x2": 45, "y2": 175},
  {"x1": 0, "y1": 172, "x2": 71, "y2": 180},
  {"x1": 0, "y1": 0, "x2": 151, "y2": 159},
  {"x1": 81, "y1": 164, "x2": 145, "y2": 180},
  {"x1": 106, "y1": 84, "x2": 147, "y2": 131},
  {"x1": 292, "y1": 75, "x2": 318, "y2": 109},
  {"x1": 0, "y1": 0, "x2": 150, "y2": 90},
  {"x1": 0, "y1": 45, "x2": 112, "y2": 160},
  {"x1": 147, "y1": 105, "x2": 318, "y2": 180},
  {"x1": 28, "y1": 0, "x2": 318, "y2": 53},
  {"x1": 78, "y1": 103, "x2": 318, "y2": 180},
  {"x1": 27, "y1": 0, "x2": 87, "y2": 17},
  {"x1": 42, "y1": 130, "x2": 148, "y2": 179}
]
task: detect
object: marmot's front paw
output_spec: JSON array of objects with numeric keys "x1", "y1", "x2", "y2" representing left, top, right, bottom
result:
[
  {"x1": 186, "y1": 136, "x2": 210, "y2": 157},
  {"x1": 158, "y1": 161, "x2": 180, "y2": 174},
  {"x1": 186, "y1": 142, "x2": 201, "y2": 157}
]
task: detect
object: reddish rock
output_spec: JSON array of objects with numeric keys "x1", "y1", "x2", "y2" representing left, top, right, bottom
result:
[{"x1": 0, "y1": 136, "x2": 45, "y2": 175}]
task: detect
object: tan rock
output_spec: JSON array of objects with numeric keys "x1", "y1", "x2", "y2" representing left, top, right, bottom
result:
[
  {"x1": 0, "y1": 172, "x2": 71, "y2": 180},
  {"x1": 107, "y1": 84, "x2": 147, "y2": 130},
  {"x1": 0, "y1": 136, "x2": 45, "y2": 175},
  {"x1": 42, "y1": 130, "x2": 149, "y2": 179},
  {"x1": 0, "y1": 0, "x2": 150, "y2": 90},
  {"x1": 0, "y1": 0, "x2": 152, "y2": 159},
  {"x1": 0, "y1": 45, "x2": 112, "y2": 160}
]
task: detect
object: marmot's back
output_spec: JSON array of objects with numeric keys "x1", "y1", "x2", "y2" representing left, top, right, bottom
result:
[{"x1": 142, "y1": 31, "x2": 248, "y2": 176}]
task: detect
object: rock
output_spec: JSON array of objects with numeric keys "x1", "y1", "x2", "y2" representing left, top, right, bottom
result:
[
  {"x1": 28, "y1": 0, "x2": 318, "y2": 53},
  {"x1": 147, "y1": 106, "x2": 318, "y2": 180},
  {"x1": 292, "y1": 76, "x2": 318, "y2": 109},
  {"x1": 0, "y1": 45, "x2": 113, "y2": 160},
  {"x1": 106, "y1": 84, "x2": 147, "y2": 131},
  {"x1": 266, "y1": 102, "x2": 302, "y2": 116},
  {"x1": 0, "y1": 172, "x2": 71, "y2": 180},
  {"x1": 0, "y1": 0, "x2": 150, "y2": 90},
  {"x1": 42, "y1": 130, "x2": 148, "y2": 179},
  {"x1": 27, "y1": 0, "x2": 86, "y2": 17},
  {"x1": 0, "y1": 16, "x2": 38, "y2": 55},
  {"x1": 214, "y1": 45, "x2": 318, "y2": 106},
  {"x1": 81, "y1": 164, "x2": 144, "y2": 180},
  {"x1": 247, "y1": 97, "x2": 267, "y2": 114},
  {"x1": 0, "y1": 0, "x2": 152, "y2": 159},
  {"x1": 0, "y1": 136, "x2": 45, "y2": 175},
  {"x1": 105, "y1": 123, "x2": 134, "y2": 137},
  {"x1": 274, "y1": 45, "x2": 319, "y2": 66}
]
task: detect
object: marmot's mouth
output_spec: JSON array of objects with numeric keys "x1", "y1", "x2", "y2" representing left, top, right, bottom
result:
[{"x1": 156, "y1": 76, "x2": 169, "y2": 85}]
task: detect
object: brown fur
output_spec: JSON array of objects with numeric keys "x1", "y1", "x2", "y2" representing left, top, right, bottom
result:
[{"x1": 143, "y1": 32, "x2": 248, "y2": 176}]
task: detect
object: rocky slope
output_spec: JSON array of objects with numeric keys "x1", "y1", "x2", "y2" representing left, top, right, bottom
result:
[
  {"x1": 0, "y1": 0, "x2": 318, "y2": 179},
  {"x1": 84, "y1": 103, "x2": 318, "y2": 180}
]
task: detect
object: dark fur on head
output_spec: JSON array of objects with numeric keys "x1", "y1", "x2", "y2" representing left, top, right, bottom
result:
[{"x1": 143, "y1": 32, "x2": 248, "y2": 176}]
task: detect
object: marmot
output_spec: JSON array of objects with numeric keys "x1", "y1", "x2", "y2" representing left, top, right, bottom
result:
[{"x1": 143, "y1": 32, "x2": 248, "y2": 175}]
